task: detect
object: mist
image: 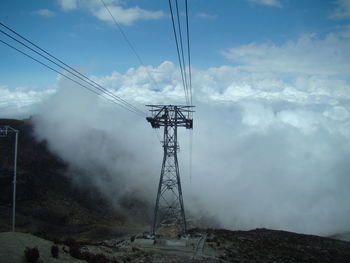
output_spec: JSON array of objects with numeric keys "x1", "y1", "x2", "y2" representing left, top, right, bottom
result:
[
  {"x1": 33, "y1": 78, "x2": 161, "y2": 206},
  {"x1": 185, "y1": 102, "x2": 350, "y2": 236},
  {"x1": 32, "y1": 66, "x2": 350, "y2": 237}
]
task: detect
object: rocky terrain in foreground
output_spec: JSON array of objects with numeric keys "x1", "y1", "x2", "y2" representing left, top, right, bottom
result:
[
  {"x1": 1, "y1": 118, "x2": 350, "y2": 262},
  {"x1": 1, "y1": 228, "x2": 350, "y2": 263},
  {"x1": 203, "y1": 228, "x2": 350, "y2": 262}
]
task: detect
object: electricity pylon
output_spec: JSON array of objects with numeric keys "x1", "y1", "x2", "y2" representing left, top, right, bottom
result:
[{"x1": 146, "y1": 105, "x2": 194, "y2": 236}]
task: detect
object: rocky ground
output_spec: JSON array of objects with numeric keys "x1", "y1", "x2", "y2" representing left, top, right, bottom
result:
[
  {"x1": 202, "y1": 228, "x2": 350, "y2": 263},
  {"x1": 1, "y1": 228, "x2": 350, "y2": 263}
]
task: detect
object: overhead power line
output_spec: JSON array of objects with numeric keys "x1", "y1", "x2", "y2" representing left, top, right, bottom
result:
[
  {"x1": 175, "y1": 0, "x2": 190, "y2": 104},
  {"x1": 185, "y1": 0, "x2": 193, "y2": 106},
  {"x1": 100, "y1": 0, "x2": 160, "y2": 92},
  {"x1": 0, "y1": 28, "x2": 145, "y2": 116},
  {"x1": 0, "y1": 22, "x2": 145, "y2": 116},
  {"x1": 167, "y1": 0, "x2": 193, "y2": 107},
  {"x1": 0, "y1": 22, "x2": 146, "y2": 117},
  {"x1": 167, "y1": 0, "x2": 194, "y2": 184},
  {"x1": 168, "y1": 0, "x2": 189, "y2": 106},
  {"x1": 0, "y1": 39, "x2": 144, "y2": 116},
  {"x1": 184, "y1": 0, "x2": 194, "y2": 183}
]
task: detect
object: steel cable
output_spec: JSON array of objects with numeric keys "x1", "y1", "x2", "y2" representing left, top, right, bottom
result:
[
  {"x1": 0, "y1": 38, "x2": 145, "y2": 117},
  {"x1": 0, "y1": 23, "x2": 146, "y2": 117},
  {"x1": 168, "y1": 0, "x2": 190, "y2": 106}
]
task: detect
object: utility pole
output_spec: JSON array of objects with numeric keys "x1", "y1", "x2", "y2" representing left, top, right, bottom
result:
[
  {"x1": 146, "y1": 105, "x2": 194, "y2": 236},
  {"x1": 0, "y1": 125, "x2": 19, "y2": 232}
]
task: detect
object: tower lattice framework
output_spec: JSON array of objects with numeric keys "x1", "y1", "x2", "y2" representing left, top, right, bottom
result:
[{"x1": 146, "y1": 105, "x2": 193, "y2": 236}]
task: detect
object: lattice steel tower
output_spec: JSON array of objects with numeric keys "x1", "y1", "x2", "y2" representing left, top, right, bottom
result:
[{"x1": 146, "y1": 105, "x2": 194, "y2": 236}]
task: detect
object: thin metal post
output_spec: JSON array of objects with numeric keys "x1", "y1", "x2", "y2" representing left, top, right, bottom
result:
[
  {"x1": 12, "y1": 131, "x2": 18, "y2": 232},
  {"x1": 1, "y1": 125, "x2": 19, "y2": 232}
]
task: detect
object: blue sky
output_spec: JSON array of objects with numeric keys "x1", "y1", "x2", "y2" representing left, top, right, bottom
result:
[
  {"x1": 1, "y1": 0, "x2": 349, "y2": 89},
  {"x1": 1, "y1": 1, "x2": 350, "y2": 235}
]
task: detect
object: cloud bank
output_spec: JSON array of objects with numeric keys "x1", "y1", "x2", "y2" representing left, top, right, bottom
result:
[
  {"x1": 223, "y1": 30, "x2": 350, "y2": 77},
  {"x1": 0, "y1": 85, "x2": 55, "y2": 118},
  {"x1": 16, "y1": 55, "x2": 347, "y2": 237},
  {"x1": 57, "y1": 0, "x2": 165, "y2": 25},
  {"x1": 2, "y1": 23, "x2": 350, "y2": 236},
  {"x1": 33, "y1": 78, "x2": 161, "y2": 205}
]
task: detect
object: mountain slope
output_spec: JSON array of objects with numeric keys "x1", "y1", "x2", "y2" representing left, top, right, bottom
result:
[{"x1": 0, "y1": 118, "x2": 149, "y2": 241}]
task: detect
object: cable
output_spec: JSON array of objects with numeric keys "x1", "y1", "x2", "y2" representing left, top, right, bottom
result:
[
  {"x1": 100, "y1": 0, "x2": 160, "y2": 92},
  {"x1": 0, "y1": 25, "x2": 146, "y2": 116},
  {"x1": 185, "y1": 0, "x2": 194, "y2": 181},
  {"x1": 153, "y1": 129, "x2": 163, "y2": 146},
  {"x1": 0, "y1": 38, "x2": 144, "y2": 117},
  {"x1": 174, "y1": 0, "x2": 190, "y2": 104},
  {"x1": 168, "y1": 1, "x2": 194, "y2": 184},
  {"x1": 0, "y1": 23, "x2": 147, "y2": 116},
  {"x1": 0, "y1": 29, "x2": 144, "y2": 116},
  {"x1": 189, "y1": 129, "x2": 193, "y2": 181},
  {"x1": 185, "y1": 0, "x2": 193, "y2": 106},
  {"x1": 168, "y1": 0, "x2": 190, "y2": 106},
  {"x1": 0, "y1": 38, "x2": 141, "y2": 116}
]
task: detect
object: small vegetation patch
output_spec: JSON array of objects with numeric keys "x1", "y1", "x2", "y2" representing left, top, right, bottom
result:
[
  {"x1": 69, "y1": 243, "x2": 82, "y2": 259},
  {"x1": 24, "y1": 247, "x2": 40, "y2": 263},
  {"x1": 51, "y1": 245, "x2": 59, "y2": 258}
]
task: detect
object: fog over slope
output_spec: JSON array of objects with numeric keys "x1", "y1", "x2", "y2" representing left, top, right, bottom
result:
[{"x1": 29, "y1": 60, "x2": 350, "y2": 237}]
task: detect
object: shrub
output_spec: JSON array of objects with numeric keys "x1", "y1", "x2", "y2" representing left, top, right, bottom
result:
[
  {"x1": 77, "y1": 251, "x2": 89, "y2": 261},
  {"x1": 51, "y1": 245, "x2": 59, "y2": 258},
  {"x1": 89, "y1": 253, "x2": 110, "y2": 263},
  {"x1": 64, "y1": 238, "x2": 79, "y2": 247},
  {"x1": 24, "y1": 247, "x2": 40, "y2": 263},
  {"x1": 69, "y1": 244, "x2": 82, "y2": 259}
]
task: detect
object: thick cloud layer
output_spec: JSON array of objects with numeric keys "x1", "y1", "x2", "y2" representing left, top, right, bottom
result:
[
  {"x1": 28, "y1": 59, "x2": 350, "y2": 237},
  {"x1": 0, "y1": 85, "x2": 55, "y2": 118},
  {"x1": 33, "y1": 79, "x2": 161, "y2": 204},
  {"x1": 185, "y1": 102, "x2": 350, "y2": 236}
]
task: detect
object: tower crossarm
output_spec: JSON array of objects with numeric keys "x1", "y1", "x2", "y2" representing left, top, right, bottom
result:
[{"x1": 146, "y1": 105, "x2": 194, "y2": 129}]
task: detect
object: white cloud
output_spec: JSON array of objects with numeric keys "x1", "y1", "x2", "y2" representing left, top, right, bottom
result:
[
  {"x1": 196, "y1": 12, "x2": 217, "y2": 19},
  {"x1": 323, "y1": 106, "x2": 350, "y2": 121},
  {"x1": 330, "y1": 0, "x2": 350, "y2": 19},
  {"x1": 32, "y1": 9, "x2": 56, "y2": 18},
  {"x1": 57, "y1": 0, "x2": 79, "y2": 11},
  {"x1": 33, "y1": 79, "x2": 160, "y2": 203},
  {"x1": 0, "y1": 85, "x2": 56, "y2": 118},
  {"x1": 56, "y1": 0, "x2": 165, "y2": 25},
  {"x1": 93, "y1": 5, "x2": 164, "y2": 25},
  {"x1": 223, "y1": 30, "x2": 350, "y2": 77},
  {"x1": 91, "y1": 61, "x2": 188, "y2": 104},
  {"x1": 248, "y1": 0, "x2": 282, "y2": 8},
  {"x1": 3, "y1": 55, "x2": 350, "y2": 235}
]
